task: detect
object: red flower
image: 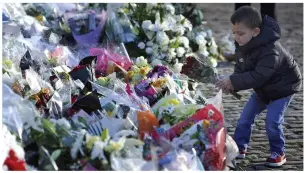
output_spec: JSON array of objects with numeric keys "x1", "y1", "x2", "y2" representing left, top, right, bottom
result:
[
  {"x1": 4, "y1": 149, "x2": 26, "y2": 171},
  {"x1": 67, "y1": 108, "x2": 79, "y2": 117},
  {"x1": 71, "y1": 95, "x2": 79, "y2": 104}
]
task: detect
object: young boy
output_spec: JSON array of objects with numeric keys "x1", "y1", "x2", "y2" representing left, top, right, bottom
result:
[{"x1": 216, "y1": 6, "x2": 302, "y2": 167}]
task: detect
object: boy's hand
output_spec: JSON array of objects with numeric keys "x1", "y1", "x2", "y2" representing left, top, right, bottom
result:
[{"x1": 216, "y1": 77, "x2": 234, "y2": 94}]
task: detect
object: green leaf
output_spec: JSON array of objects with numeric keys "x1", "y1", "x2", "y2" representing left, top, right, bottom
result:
[
  {"x1": 190, "y1": 132, "x2": 199, "y2": 139},
  {"x1": 101, "y1": 128, "x2": 109, "y2": 142},
  {"x1": 51, "y1": 149, "x2": 61, "y2": 161},
  {"x1": 55, "y1": 124, "x2": 70, "y2": 137},
  {"x1": 42, "y1": 119, "x2": 57, "y2": 136},
  {"x1": 78, "y1": 117, "x2": 88, "y2": 128},
  {"x1": 132, "y1": 26, "x2": 140, "y2": 35}
]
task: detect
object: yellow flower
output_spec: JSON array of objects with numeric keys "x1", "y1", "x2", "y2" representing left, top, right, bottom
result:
[
  {"x1": 202, "y1": 120, "x2": 210, "y2": 129},
  {"x1": 139, "y1": 66, "x2": 151, "y2": 76},
  {"x1": 127, "y1": 70, "x2": 135, "y2": 79},
  {"x1": 152, "y1": 78, "x2": 167, "y2": 88},
  {"x1": 106, "y1": 111, "x2": 112, "y2": 116},
  {"x1": 104, "y1": 140, "x2": 124, "y2": 152},
  {"x1": 86, "y1": 136, "x2": 101, "y2": 150},
  {"x1": 97, "y1": 77, "x2": 109, "y2": 86},
  {"x1": 35, "y1": 15, "x2": 44, "y2": 22},
  {"x1": 167, "y1": 99, "x2": 180, "y2": 106}
]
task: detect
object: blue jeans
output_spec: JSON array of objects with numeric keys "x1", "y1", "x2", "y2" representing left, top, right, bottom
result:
[{"x1": 233, "y1": 92, "x2": 293, "y2": 154}]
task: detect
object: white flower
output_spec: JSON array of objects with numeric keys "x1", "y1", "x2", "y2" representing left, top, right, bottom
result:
[
  {"x1": 168, "y1": 48, "x2": 177, "y2": 58},
  {"x1": 176, "y1": 14, "x2": 185, "y2": 22},
  {"x1": 91, "y1": 141, "x2": 107, "y2": 160},
  {"x1": 147, "y1": 24, "x2": 156, "y2": 32},
  {"x1": 210, "y1": 44, "x2": 218, "y2": 55},
  {"x1": 183, "y1": 19, "x2": 192, "y2": 32},
  {"x1": 156, "y1": 31, "x2": 170, "y2": 45},
  {"x1": 179, "y1": 36, "x2": 189, "y2": 48},
  {"x1": 56, "y1": 118, "x2": 71, "y2": 129},
  {"x1": 206, "y1": 29, "x2": 213, "y2": 39},
  {"x1": 146, "y1": 41, "x2": 154, "y2": 47},
  {"x1": 172, "y1": 25, "x2": 185, "y2": 36},
  {"x1": 161, "y1": 44, "x2": 169, "y2": 52},
  {"x1": 165, "y1": 4, "x2": 175, "y2": 15},
  {"x1": 137, "y1": 42, "x2": 146, "y2": 49},
  {"x1": 145, "y1": 47, "x2": 153, "y2": 55},
  {"x1": 2, "y1": 125, "x2": 25, "y2": 164},
  {"x1": 151, "y1": 59, "x2": 163, "y2": 66},
  {"x1": 199, "y1": 31, "x2": 207, "y2": 38},
  {"x1": 198, "y1": 45, "x2": 210, "y2": 57},
  {"x1": 135, "y1": 56, "x2": 148, "y2": 67},
  {"x1": 209, "y1": 57, "x2": 218, "y2": 68},
  {"x1": 71, "y1": 130, "x2": 86, "y2": 159},
  {"x1": 141, "y1": 20, "x2": 152, "y2": 30},
  {"x1": 195, "y1": 35, "x2": 205, "y2": 45},
  {"x1": 172, "y1": 62, "x2": 184, "y2": 73},
  {"x1": 176, "y1": 47, "x2": 186, "y2": 57},
  {"x1": 145, "y1": 30, "x2": 155, "y2": 39}
]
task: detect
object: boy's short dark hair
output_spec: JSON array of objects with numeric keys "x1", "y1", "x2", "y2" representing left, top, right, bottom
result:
[{"x1": 231, "y1": 6, "x2": 262, "y2": 29}]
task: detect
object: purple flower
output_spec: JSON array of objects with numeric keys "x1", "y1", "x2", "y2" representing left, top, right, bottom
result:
[{"x1": 147, "y1": 65, "x2": 171, "y2": 78}]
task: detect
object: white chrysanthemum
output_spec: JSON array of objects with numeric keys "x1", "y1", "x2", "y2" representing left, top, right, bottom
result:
[
  {"x1": 168, "y1": 48, "x2": 177, "y2": 58},
  {"x1": 156, "y1": 31, "x2": 170, "y2": 45},
  {"x1": 199, "y1": 31, "x2": 207, "y2": 38},
  {"x1": 172, "y1": 62, "x2": 184, "y2": 74},
  {"x1": 137, "y1": 42, "x2": 146, "y2": 49},
  {"x1": 151, "y1": 59, "x2": 163, "y2": 66},
  {"x1": 176, "y1": 47, "x2": 186, "y2": 57},
  {"x1": 172, "y1": 25, "x2": 185, "y2": 36},
  {"x1": 161, "y1": 44, "x2": 169, "y2": 52},
  {"x1": 165, "y1": 4, "x2": 175, "y2": 15},
  {"x1": 176, "y1": 14, "x2": 185, "y2": 22},
  {"x1": 183, "y1": 19, "x2": 192, "y2": 32},
  {"x1": 71, "y1": 130, "x2": 86, "y2": 159},
  {"x1": 195, "y1": 35, "x2": 205, "y2": 45},
  {"x1": 56, "y1": 118, "x2": 71, "y2": 129},
  {"x1": 165, "y1": 16, "x2": 177, "y2": 28},
  {"x1": 141, "y1": 20, "x2": 152, "y2": 30},
  {"x1": 198, "y1": 45, "x2": 210, "y2": 57},
  {"x1": 145, "y1": 47, "x2": 153, "y2": 55},
  {"x1": 206, "y1": 29, "x2": 213, "y2": 39},
  {"x1": 91, "y1": 141, "x2": 107, "y2": 160},
  {"x1": 210, "y1": 44, "x2": 218, "y2": 55},
  {"x1": 135, "y1": 56, "x2": 148, "y2": 67},
  {"x1": 179, "y1": 36, "x2": 189, "y2": 48}
]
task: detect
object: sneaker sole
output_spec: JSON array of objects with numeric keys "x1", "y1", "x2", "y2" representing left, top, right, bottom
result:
[
  {"x1": 265, "y1": 158, "x2": 286, "y2": 167},
  {"x1": 236, "y1": 154, "x2": 246, "y2": 159}
]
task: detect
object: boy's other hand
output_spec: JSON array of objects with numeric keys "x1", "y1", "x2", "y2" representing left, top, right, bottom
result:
[{"x1": 216, "y1": 77, "x2": 234, "y2": 94}]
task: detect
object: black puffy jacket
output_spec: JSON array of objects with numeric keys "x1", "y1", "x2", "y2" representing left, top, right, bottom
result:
[{"x1": 230, "y1": 15, "x2": 302, "y2": 104}]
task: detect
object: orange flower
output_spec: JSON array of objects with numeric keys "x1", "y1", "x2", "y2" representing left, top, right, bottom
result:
[{"x1": 152, "y1": 78, "x2": 167, "y2": 88}]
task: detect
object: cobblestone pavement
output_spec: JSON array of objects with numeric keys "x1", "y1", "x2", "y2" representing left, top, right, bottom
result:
[{"x1": 198, "y1": 3, "x2": 304, "y2": 171}]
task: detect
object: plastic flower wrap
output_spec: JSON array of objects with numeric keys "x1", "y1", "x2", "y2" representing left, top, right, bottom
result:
[
  {"x1": 89, "y1": 42, "x2": 133, "y2": 75},
  {"x1": 67, "y1": 10, "x2": 107, "y2": 46}
]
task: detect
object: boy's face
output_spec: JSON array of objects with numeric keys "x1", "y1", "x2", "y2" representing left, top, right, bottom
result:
[{"x1": 232, "y1": 22, "x2": 260, "y2": 46}]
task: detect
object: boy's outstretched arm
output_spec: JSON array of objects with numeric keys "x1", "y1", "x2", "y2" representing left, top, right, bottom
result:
[{"x1": 230, "y1": 52, "x2": 279, "y2": 91}]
